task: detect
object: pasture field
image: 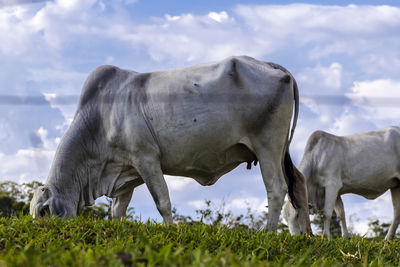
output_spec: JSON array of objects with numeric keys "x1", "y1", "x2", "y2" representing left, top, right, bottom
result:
[{"x1": 0, "y1": 216, "x2": 399, "y2": 267}]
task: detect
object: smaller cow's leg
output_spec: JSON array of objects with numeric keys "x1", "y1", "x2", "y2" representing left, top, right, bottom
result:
[
  {"x1": 323, "y1": 185, "x2": 340, "y2": 238},
  {"x1": 334, "y1": 195, "x2": 350, "y2": 238},
  {"x1": 112, "y1": 188, "x2": 134, "y2": 220},
  {"x1": 385, "y1": 187, "x2": 400, "y2": 240},
  {"x1": 134, "y1": 159, "x2": 173, "y2": 224}
]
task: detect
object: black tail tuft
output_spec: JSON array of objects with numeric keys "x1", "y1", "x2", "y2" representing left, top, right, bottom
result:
[{"x1": 284, "y1": 150, "x2": 298, "y2": 209}]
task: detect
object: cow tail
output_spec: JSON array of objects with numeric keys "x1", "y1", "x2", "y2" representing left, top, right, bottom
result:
[
  {"x1": 288, "y1": 78, "x2": 298, "y2": 146},
  {"x1": 284, "y1": 78, "x2": 301, "y2": 209},
  {"x1": 284, "y1": 151, "x2": 300, "y2": 209}
]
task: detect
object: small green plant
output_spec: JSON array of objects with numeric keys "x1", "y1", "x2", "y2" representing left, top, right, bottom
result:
[{"x1": 368, "y1": 219, "x2": 392, "y2": 237}]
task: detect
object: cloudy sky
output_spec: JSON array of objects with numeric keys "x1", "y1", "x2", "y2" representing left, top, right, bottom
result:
[{"x1": 1, "y1": 0, "x2": 400, "y2": 235}]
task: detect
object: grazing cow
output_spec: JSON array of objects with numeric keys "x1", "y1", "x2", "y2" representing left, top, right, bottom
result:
[
  {"x1": 283, "y1": 127, "x2": 400, "y2": 240},
  {"x1": 30, "y1": 56, "x2": 311, "y2": 233}
]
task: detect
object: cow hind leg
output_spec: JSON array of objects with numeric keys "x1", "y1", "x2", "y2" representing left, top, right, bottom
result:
[
  {"x1": 385, "y1": 187, "x2": 400, "y2": 240},
  {"x1": 255, "y1": 147, "x2": 287, "y2": 232},
  {"x1": 334, "y1": 195, "x2": 351, "y2": 238},
  {"x1": 323, "y1": 183, "x2": 340, "y2": 238},
  {"x1": 112, "y1": 187, "x2": 134, "y2": 220}
]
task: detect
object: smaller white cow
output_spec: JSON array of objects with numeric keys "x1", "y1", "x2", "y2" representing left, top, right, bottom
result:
[{"x1": 283, "y1": 127, "x2": 400, "y2": 240}]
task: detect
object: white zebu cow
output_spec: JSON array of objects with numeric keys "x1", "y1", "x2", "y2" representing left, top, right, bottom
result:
[
  {"x1": 283, "y1": 127, "x2": 400, "y2": 240},
  {"x1": 30, "y1": 56, "x2": 311, "y2": 233}
]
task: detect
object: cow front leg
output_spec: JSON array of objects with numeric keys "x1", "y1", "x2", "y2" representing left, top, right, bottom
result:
[
  {"x1": 112, "y1": 188, "x2": 134, "y2": 219},
  {"x1": 334, "y1": 195, "x2": 350, "y2": 238},
  {"x1": 134, "y1": 159, "x2": 173, "y2": 224},
  {"x1": 323, "y1": 184, "x2": 340, "y2": 238},
  {"x1": 385, "y1": 187, "x2": 400, "y2": 240}
]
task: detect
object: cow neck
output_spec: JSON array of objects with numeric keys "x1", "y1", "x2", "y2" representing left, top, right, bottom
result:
[{"x1": 46, "y1": 113, "x2": 104, "y2": 213}]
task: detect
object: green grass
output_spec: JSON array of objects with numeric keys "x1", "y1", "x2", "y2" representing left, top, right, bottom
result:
[{"x1": 0, "y1": 216, "x2": 399, "y2": 266}]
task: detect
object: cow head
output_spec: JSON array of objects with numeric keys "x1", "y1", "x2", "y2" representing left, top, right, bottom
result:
[
  {"x1": 30, "y1": 186, "x2": 72, "y2": 218},
  {"x1": 282, "y1": 200, "x2": 300, "y2": 234},
  {"x1": 282, "y1": 200, "x2": 313, "y2": 235}
]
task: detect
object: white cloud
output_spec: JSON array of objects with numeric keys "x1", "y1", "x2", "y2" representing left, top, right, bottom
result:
[
  {"x1": 0, "y1": 126, "x2": 58, "y2": 183},
  {"x1": 84, "y1": 4, "x2": 399, "y2": 79},
  {"x1": 2, "y1": 2, "x2": 400, "y2": 68},
  {"x1": 0, "y1": 5, "x2": 36, "y2": 54},
  {"x1": 165, "y1": 14, "x2": 180, "y2": 21},
  {"x1": 364, "y1": 192, "x2": 393, "y2": 220},
  {"x1": 208, "y1": 11, "x2": 229, "y2": 23},
  {"x1": 357, "y1": 53, "x2": 400, "y2": 77},
  {"x1": 329, "y1": 108, "x2": 376, "y2": 136},
  {"x1": 165, "y1": 176, "x2": 197, "y2": 192},
  {"x1": 43, "y1": 93, "x2": 56, "y2": 107},
  {"x1": 235, "y1": 4, "x2": 400, "y2": 58},
  {"x1": 347, "y1": 79, "x2": 400, "y2": 127},
  {"x1": 3, "y1": 2, "x2": 399, "y2": 72},
  {"x1": 0, "y1": 0, "x2": 110, "y2": 55},
  {"x1": 343, "y1": 192, "x2": 393, "y2": 236},
  {"x1": 117, "y1": 11, "x2": 252, "y2": 64},
  {"x1": 225, "y1": 197, "x2": 267, "y2": 213},
  {"x1": 297, "y1": 62, "x2": 343, "y2": 93},
  {"x1": 29, "y1": 0, "x2": 105, "y2": 49},
  {"x1": 187, "y1": 200, "x2": 205, "y2": 210},
  {"x1": 29, "y1": 68, "x2": 87, "y2": 82},
  {"x1": 350, "y1": 219, "x2": 370, "y2": 236},
  {"x1": 299, "y1": 97, "x2": 320, "y2": 114}
]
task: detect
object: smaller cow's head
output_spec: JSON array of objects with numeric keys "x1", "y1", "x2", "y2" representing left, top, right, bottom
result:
[
  {"x1": 282, "y1": 200, "x2": 300, "y2": 235},
  {"x1": 282, "y1": 200, "x2": 313, "y2": 235},
  {"x1": 30, "y1": 186, "x2": 71, "y2": 218}
]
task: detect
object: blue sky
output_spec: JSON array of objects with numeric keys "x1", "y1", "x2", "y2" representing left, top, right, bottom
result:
[{"x1": 1, "y1": 0, "x2": 400, "y2": 234}]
